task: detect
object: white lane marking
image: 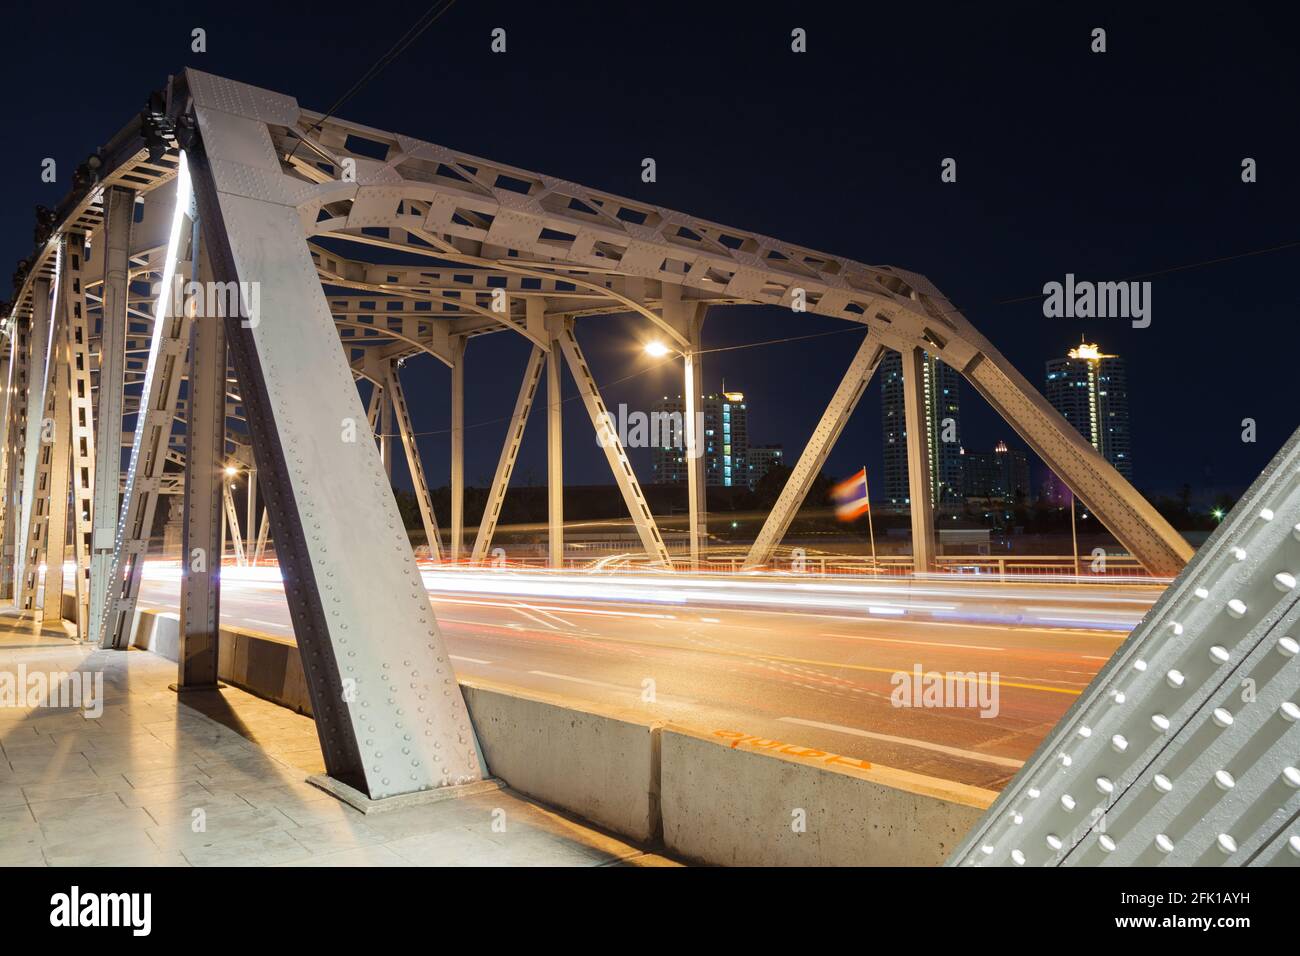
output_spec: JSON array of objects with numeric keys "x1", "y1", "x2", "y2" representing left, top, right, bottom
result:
[
  {"x1": 778, "y1": 716, "x2": 1026, "y2": 770},
  {"x1": 527, "y1": 670, "x2": 631, "y2": 692},
  {"x1": 246, "y1": 618, "x2": 289, "y2": 629},
  {"x1": 701, "y1": 617, "x2": 721, "y2": 624},
  {"x1": 823, "y1": 632, "x2": 1004, "y2": 652},
  {"x1": 509, "y1": 606, "x2": 560, "y2": 630},
  {"x1": 435, "y1": 617, "x2": 526, "y2": 632},
  {"x1": 450, "y1": 655, "x2": 493, "y2": 665},
  {"x1": 525, "y1": 605, "x2": 577, "y2": 629},
  {"x1": 433, "y1": 596, "x2": 676, "y2": 621}
]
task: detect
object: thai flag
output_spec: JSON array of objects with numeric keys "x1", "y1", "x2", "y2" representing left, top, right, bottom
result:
[{"x1": 831, "y1": 468, "x2": 870, "y2": 522}]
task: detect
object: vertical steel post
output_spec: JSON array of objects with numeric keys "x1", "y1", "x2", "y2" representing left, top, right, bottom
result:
[
  {"x1": 449, "y1": 336, "x2": 465, "y2": 561},
  {"x1": 89, "y1": 187, "x2": 133, "y2": 643},
  {"x1": 178, "y1": 238, "x2": 223, "y2": 688},
  {"x1": 683, "y1": 313, "x2": 706, "y2": 570},
  {"x1": 901, "y1": 345, "x2": 936, "y2": 573},
  {"x1": 16, "y1": 278, "x2": 53, "y2": 599},
  {"x1": 546, "y1": 323, "x2": 564, "y2": 568}
]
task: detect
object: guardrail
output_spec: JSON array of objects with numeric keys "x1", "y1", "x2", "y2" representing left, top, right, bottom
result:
[{"x1": 444, "y1": 552, "x2": 1162, "y2": 584}]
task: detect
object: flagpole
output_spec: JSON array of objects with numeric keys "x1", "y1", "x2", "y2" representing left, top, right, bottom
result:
[
  {"x1": 863, "y1": 466, "x2": 878, "y2": 572},
  {"x1": 1069, "y1": 486, "x2": 1080, "y2": 577}
]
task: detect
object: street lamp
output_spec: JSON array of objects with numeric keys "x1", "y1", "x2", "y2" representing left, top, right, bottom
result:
[{"x1": 644, "y1": 340, "x2": 672, "y2": 358}]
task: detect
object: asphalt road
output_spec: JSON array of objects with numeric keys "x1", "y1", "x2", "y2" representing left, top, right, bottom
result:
[{"x1": 134, "y1": 563, "x2": 1161, "y2": 791}]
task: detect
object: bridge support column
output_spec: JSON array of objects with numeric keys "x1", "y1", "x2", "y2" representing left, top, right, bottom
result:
[
  {"x1": 186, "y1": 69, "x2": 481, "y2": 797},
  {"x1": 901, "y1": 346, "x2": 936, "y2": 573},
  {"x1": 88, "y1": 188, "x2": 133, "y2": 642},
  {"x1": 450, "y1": 336, "x2": 465, "y2": 561},
  {"x1": 379, "y1": 382, "x2": 393, "y2": 481},
  {"x1": 39, "y1": 298, "x2": 73, "y2": 624},
  {"x1": 98, "y1": 173, "x2": 196, "y2": 649},
  {"x1": 683, "y1": 311, "x2": 706, "y2": 570},
  {"x1": 15, "y1": 278, "x2": 52, "y2": 601},
  {"x1": 546, "y1": 319, "x2": 564, "y2": 568},
  {"x1": 0, "y1": 315, "x2": 28, "y2": 600},
  {"x1": 0, "y1": 344, "x2": 12, "y2": 599},
  {"x1": 179, "y1": 241, "x2": 223, "y2": 689}
]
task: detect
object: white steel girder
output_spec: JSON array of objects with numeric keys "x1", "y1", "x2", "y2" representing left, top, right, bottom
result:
[
  {"x1": 222, "y1": 478, "x2": 246, "y2": 566},
  {"x1": 178, "y1": 246, "x2": 225, "y2": 688},
  {"x1": 184, "y1": 72, "x2": 480, "y2": 798},
  {"x1": 62, "y1": 233, "x2": 98, "y2": 638},
  {"x1": 385, "y1": 362, "x2": 443, "y2": 563},
  {"x1": 15, "y1": 277, "x2": 53, "y2": 601},
  {"x1": 952, "y1": 426, "x2": 1300, "y2": 867},
  {"x1": 546, "y1": 323, "x2": 564, "y2": 568},
  {"x1": 0, "y1": 315, "x2": 30, "y2": 598},
  {"x1": 743, "y1": 335, "x2": 886, "y2": 570},
  {"x1": 555, "y1": 321, "x2": 671, "y2": 566},
  {"x1": 900, "y1": 345, "x2": 937, "y2": 573},
  {"x1": 449, "y1": 336, "x2": 465, "y2": 560},
  {"x1": 98, "y1": 173, "x2": 196, "y2": 650},
  {"x1": 470, "y1": 344, "x2": 545, "y2": 563},
  {"x1": 87, "y1": 188, "x2": 131, "y2": 643}
]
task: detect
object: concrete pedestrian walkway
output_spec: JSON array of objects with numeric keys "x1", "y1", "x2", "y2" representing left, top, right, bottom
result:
[{"x1": 0, "y1": 611, "x2": 677, "y2": 867}]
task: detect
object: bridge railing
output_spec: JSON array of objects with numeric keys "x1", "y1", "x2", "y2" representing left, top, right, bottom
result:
[{"x1": 431, "y1": 550, "x2": 1164, "y2": 584}]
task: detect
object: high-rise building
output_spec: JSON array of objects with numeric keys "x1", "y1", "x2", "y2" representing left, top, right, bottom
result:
[
  {"x1": 1044, "y1": 341, "x2": 1133, "y2": 480},
  {"x1": 746, "y1": 444, "x2": 785, "y2": 487},
  {"x1": 961, "y1": 440, "x2": 1031, "y2": 502},
  {"x1": 651, "y1": 388, "x2": 750, "y2": 488},
  {"x1": 880, "y1": 350, "x2": 963, "y2": 506}
]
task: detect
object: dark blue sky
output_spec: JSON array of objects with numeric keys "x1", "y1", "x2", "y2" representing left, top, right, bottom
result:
[{"x1": 3, "y1": 1, "x2": 1296, "y2": 499}]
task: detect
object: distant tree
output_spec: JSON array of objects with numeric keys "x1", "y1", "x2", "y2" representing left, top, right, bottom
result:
[
  {"x1": 752, "y1": 464, "x2": 793, "y2": 508},
  {"x1": 392, "y1": 488, "x2": 422, "y2": 531}
]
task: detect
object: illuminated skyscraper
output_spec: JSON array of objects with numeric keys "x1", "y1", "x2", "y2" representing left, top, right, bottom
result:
[
  {"x1": 651, "y1": 388, "x2": 751, "y2": 488},
  {"x1": 1044, "y1": 341, "x2": 1133, "y2": 480},
  {"x1": 961, "y1": 441, "x2": 1031, "y2": 502},
  {"x1": 880, "y1": 350, "x2": 963, "y2": 506}
]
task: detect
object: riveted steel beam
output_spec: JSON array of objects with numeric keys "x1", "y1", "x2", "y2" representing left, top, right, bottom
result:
[
  {"x1": 744, "y1": 335, "x2": 885, "y2": 570},
  {"x1": 951, "y1": 425, "x2": 1300, "y2": 867},
  {"x1": 185, "y1": 68, "x2": 480, "y2": 797}
]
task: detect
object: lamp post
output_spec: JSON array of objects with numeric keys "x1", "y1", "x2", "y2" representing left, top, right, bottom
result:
[{"x1": 645, "y1": 340, "x2": 705, "y2": 569}]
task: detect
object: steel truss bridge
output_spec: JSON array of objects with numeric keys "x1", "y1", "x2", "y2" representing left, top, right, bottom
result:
[{"x1": 0, "y1": 70, "x2": 1195, "y2": 802}]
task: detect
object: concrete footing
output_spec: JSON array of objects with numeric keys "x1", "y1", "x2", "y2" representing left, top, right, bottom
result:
[{"x1": 307, "y1": 774, "x2": 504, "y2": 815}]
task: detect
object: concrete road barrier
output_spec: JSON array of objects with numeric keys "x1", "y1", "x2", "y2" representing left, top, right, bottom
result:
[
  {"x1": 658, "y1": 725, "x2": 996, "y2": 866},
  {"x1": 460, "y1": 679, "x2": 661, "y2": 843}
]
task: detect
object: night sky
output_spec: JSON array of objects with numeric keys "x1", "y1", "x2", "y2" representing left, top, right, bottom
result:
[{"x1": 2, "y1": 2, "x2": 1295, "y2": 501}]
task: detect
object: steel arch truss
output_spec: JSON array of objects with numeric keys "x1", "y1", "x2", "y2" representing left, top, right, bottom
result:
[
  {"x1": 0, "y1": 69, "x2": 1199, "y2": 802},
  {"x1": 211, "y1": 69, "x2": 1184, "y2": 576}
]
